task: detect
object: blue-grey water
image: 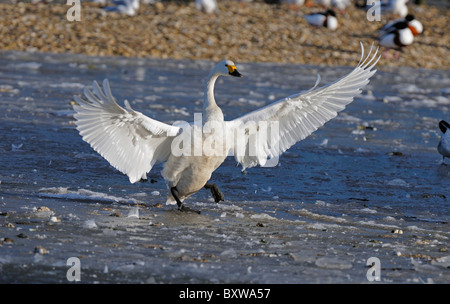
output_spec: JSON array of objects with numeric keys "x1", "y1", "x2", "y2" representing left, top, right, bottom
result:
[{"x1": 0, "y1": 50, "x2": 449, "y2": 283}]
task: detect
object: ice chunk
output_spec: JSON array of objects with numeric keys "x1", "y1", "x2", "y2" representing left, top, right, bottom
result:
[
  {"x1": 83, "y1": 220, "x2": 98, "y2": 229},
  {"x1": 431, "y1": 256, "x2": 450, "y2": 268},
  {"x1": 250, "y1": 213, "x2": 275, "y2": 220},
  {"x1": 220, "y1": 248, "x2": 237, "y2": 258},
  {"x1": 360, "y1": 208, "x2": 377, "y2": 214},
  {"x1": 11, "y1": 143, "x2": 23, "y2": 151},
  {"x1": 128, "y1": 207, "x2": 139, "y2": 218},
  {"x1": 315, "y1": 257, "x2": 352, "y2": 270},
  {"x1": 386, "y1": 178, "x2": 410, "y2": 187}
]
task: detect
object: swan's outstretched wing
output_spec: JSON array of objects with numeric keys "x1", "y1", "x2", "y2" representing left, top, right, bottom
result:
[
  {"x1": 73, "y1": 79, "x2": 181, "y2": 183},
  {"x1": 227, "y1": 43, "x2": 380, "y2": 170}
]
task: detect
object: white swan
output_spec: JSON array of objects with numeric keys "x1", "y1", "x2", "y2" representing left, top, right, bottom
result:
[{"x1": 73, "y1": 43, "x2": 380, "y2": 210}]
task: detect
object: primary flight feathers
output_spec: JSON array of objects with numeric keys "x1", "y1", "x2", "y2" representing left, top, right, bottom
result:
[{"x1": 73, "y1": 43, "x2": 379, "y2": 193}]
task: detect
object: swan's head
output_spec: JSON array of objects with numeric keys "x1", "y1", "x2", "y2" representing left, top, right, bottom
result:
[{"x1": 214, "y1": 60, "x2": 243, "y2": 77}]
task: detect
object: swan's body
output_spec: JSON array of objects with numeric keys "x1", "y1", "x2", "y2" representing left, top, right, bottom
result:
[
  {"x1": 438, "y1": 120, "x2": 450, "y2": 163},
  {"x1": 73, "y1": 44, "x2": 379, "y2": 210}
]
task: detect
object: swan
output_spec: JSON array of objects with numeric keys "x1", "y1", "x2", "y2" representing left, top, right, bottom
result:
[{"x1": 73, "y1": 43, "x2": 379, "y2": 211}]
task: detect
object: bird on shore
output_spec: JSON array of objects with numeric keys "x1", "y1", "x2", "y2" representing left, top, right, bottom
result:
[
  {"x1": 282, "y1": 0, "x2": 305, "y2": 5},
  {"x1": 356, "y1": 0, "x2": 408, "y2": 18},
  {"x1": 378, "y1": 0, "x2": 409, "y2": 17},
  {"x1": 379, "y1": 14, "x2": 423, "y2": 37},
  {"x1": 195, "y1": 0, "x2": 218, "y2": 14},
  {"x1": 104, "y1": 0, "x2": 139, "y2": 16},
  {"x1": 73, "y1": 43, "x2": 379, "y2": 211},
  {"x1": 378, "y1": 14, "x2": 423, "y2": 58},
  {"x1": 304, "y1": 9, "x2": 338, "y2": 30},
  {"x1": 438, "y1": 120, "x2": 450, "y2": 163}
]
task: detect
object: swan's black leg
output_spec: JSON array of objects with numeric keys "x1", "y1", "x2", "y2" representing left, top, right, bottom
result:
[
  {"x1": 204, "y1": 182, "x2": 225, "y2": 203},
  {"x1": 170, "y1": 187, "x2": 200, "y2": 214},
  {"x1": 170, "y1": 187, "x2": 184, "y2": 210}
]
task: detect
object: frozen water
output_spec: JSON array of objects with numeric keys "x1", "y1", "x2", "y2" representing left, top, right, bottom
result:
[{"x1": 0, "y1": 51, "x2": 449, "y2": 283}]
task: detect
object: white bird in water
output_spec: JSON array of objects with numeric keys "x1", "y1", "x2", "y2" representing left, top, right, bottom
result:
[
  {"x1": 73, "y1": 43, "x2": 379, "y2": 211},
  {"x1": 438, "y1": 120, "x2": 450, "y2": 164}
]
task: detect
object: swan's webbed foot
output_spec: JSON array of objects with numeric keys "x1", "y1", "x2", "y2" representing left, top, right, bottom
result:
[
  {"x1": 178, "y1": 205, "x2": 201, "y2": 214},
  {"x1": 170, "y1": 187, "x2": 200, "y2": 214},
  {"x1": 204, "y1": 182, "x2": 225, "y2": 203}
]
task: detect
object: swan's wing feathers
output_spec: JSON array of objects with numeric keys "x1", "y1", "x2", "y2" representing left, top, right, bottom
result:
[
  {"x1": 73, "y1": 79, "x2": 181, "y2": 183},
  {"x1": 229, "y1": 44, "x2": 380, "y2": 170}
]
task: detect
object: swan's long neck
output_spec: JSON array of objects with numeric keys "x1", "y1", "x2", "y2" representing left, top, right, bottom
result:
[{"x1": 203, "y1": 72, "x2": 224, "y2": 123}]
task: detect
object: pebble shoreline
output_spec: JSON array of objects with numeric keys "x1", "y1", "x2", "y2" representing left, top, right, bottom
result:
[{"x1": 1, "y1": 1, "x2": 449, "y2": 69}]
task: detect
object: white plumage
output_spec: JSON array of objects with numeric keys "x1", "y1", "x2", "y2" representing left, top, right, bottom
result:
[
  {"x1": 195, "y1": 0, "x2": 218, "y2": 14},
  {"x1": 379, "y1": 14, "x2": 423, "y2": 37},
  {"x1": 377, "y1": 0, "x2": 409, "y2": 18},
  {"x1": 104, "y1": 0, "x2": 140, "y2": 16},
  {"x1": 73, "y1": 43, "x2": 379, "y2": 209},
  {"x1": 304, "y1": 10, "x2": 338, "y2": 30},
  {"x1": 282, "y1": 0, "x2": 305, "y2": 5},
  {"x1": 379, "y1": 26, "x2": 414, "y2": 49}
]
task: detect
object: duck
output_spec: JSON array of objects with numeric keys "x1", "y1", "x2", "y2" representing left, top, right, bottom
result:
[
  {"x1": 304, "y1": 9, "x2": 338, "y2": 30},
  {"x1": 72, "y1": 43, "x2": 379, "y2": 211},
  {"x1": 104, "y1": 0, "x2": 139, "y2": 16},
  {"x1": 331, "y1": 0, "x2": 351, "y2": 12},
  {"x1": 379, "y1": 14, "x2": 423, "y2": 37},
  {"x1": 379, "y1": 0, "x2": 409, "y2": 17},
  {"x1": 195, "y1": 0, "x2": 218, "y2": 14},
  {"x1": 378, "y1": 21, "x2": 412, "y2": 52},
  {"x1": 438, "y1": 120, "x2": 450, "y2": 163}
]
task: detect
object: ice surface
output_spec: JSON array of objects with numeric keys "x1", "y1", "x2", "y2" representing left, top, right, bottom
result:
[{"x1": 0, "y1": 51, "x2": 448, "y2": 283}]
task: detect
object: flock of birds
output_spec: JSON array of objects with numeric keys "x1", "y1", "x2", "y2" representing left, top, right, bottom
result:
[{"x1": 90, "y1": 0, "x2": 424, "y2": 57}]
